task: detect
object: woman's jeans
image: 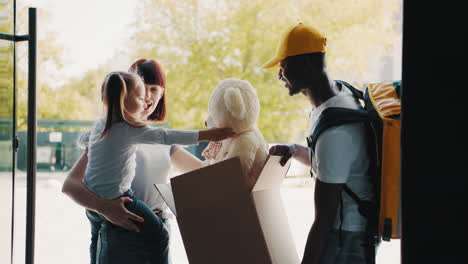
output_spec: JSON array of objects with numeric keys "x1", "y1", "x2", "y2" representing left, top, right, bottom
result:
[{"x1": 86, "y1": 190, "x2": 169, "y2": 264}]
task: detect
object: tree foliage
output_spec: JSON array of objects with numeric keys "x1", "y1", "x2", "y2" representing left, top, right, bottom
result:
[
  {"x1": 128, "y1": 0, "x2": 402, "y2": 142},
  {"x1": 11, "y1": 0, "x2": 402, "y2": 140},
  {"x1": 0, "y1": 0, "x2": 15, "y2": 124},
  {"x1": 15, "y1": 5, "x2": 101, "y2": 131}
]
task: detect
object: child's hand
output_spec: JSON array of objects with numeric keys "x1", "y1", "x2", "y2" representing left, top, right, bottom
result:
[{"x1": 198, "y1": 127, "x2": 236, "y2": 142}]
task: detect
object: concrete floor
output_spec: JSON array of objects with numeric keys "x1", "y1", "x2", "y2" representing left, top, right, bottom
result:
[{"x1": 1, "y1": 173, "x2": 400, "y2": 264}]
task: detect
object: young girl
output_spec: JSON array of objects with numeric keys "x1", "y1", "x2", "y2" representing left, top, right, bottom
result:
[{"x1": 84, "y1": 71, "x2": 234, "y2": 264}]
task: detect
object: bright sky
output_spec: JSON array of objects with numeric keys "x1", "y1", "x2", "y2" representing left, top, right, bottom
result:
[
  {"x1": 18, "y1": 0, "x2": 402, "y2": 84},
  {"x1": 24, "y1": 0, "x2": 136, "y2": 79}
]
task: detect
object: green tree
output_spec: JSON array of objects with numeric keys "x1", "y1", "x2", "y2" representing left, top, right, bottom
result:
[
  {"x1": 15, "y1": 5, "x2": 99, "y2": 131},
  {"x1": 0, "y1": 0, "x2": 15, "y2": 125},
  {"x1": 129, "y1": 0, "x2": 402, "y2": 142}
]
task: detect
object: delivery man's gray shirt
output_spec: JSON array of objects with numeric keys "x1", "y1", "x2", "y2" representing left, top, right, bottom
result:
[
  {"x1": 308, "y1": 86, "x2": 373, "y2": 232},
  {"x1": 84, "y1": 118, "x2": 198, "y2": 200}
]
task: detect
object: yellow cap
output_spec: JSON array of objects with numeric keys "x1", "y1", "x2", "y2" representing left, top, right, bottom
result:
[{"x1": 262, "y1": 23, "x2": 327, "y2": 69}]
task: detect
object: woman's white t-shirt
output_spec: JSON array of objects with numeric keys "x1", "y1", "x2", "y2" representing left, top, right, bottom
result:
[{"x1": 132, "y1": 144, "x2": 179, "y2": 211}]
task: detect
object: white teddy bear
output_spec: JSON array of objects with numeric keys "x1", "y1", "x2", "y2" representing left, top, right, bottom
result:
[{"x1": 202, "y1": 78, "x2": 268, "y2": 188}]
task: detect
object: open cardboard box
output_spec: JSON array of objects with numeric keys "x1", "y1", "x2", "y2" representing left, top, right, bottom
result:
[{"x1": 156, "y1": 155, "x2": 299, "y2": 264}]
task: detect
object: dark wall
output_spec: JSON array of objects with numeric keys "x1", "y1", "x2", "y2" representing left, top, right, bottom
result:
[{"x1": 401, "y1": 1, "x2": 467, "y2": 263}]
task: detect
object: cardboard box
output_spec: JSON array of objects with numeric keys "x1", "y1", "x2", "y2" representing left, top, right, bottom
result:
[{"x1": 162, "y1": 155, "x2": 299, "y2": 264}]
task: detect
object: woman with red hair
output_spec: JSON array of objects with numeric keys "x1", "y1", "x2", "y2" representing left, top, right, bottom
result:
[{"x1": 62, "y1": 59, "x2": 203, "y2": 264}]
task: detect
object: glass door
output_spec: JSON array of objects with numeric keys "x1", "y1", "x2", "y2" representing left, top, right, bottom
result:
[
  {"x1": 0, "y1": 0, "x2": 17, "y2": 263},
  {"x1": 1, "y1": 1, "x2": 36, "y2": 263}
]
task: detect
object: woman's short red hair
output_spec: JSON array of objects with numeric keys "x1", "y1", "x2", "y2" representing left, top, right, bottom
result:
[{"x1": 129, "y1": 59, "x2": 167, "y2": 122}]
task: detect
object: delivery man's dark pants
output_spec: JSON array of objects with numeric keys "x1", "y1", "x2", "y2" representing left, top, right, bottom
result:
[
  {"x1": 86, "y1": 190, "x2": 169, "y2": 264},
  {"x1": 303, "y1": 229, "x2": 372, "y2": 264}
]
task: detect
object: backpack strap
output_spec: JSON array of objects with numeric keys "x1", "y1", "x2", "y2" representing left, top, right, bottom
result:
[
  {"x1": 308, "y1": 107, "x2": 372, "y2": 205},
  {"x1": 335, "y1": 80, "x2": 364, "y2": 100},
  {"x1": 308, "y1": 81, "x2": 380, "y2": 262},
  {"x1": 343, "y1": 185, "x2": 362, "y2": 203},
  {"x1": 307, "y1": 107, "x2": 370, "y2": 156},
  {"x1": 393, "y1": 80, "x2": 401, "y2": 99},
  {"x1": 307, "y1": 80, "x2": 369, "y2": 154},
  {"x1": 307, "y1": 86, "x2": 378, "y2": 261}
]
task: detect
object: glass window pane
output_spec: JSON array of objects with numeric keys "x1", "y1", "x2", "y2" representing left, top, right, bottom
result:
[{"x1": 0, "y1": 0, "x2": 15, "y2": 263}]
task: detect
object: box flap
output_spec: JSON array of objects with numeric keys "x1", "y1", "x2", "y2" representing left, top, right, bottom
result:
[
  {"x1": 253, "y1": 189, "x2": 300, "y2": 264},
  {"x1": 252, "y1": 155, "x2": 292, "y2": 192},
  {"x1": 153, "y1": 183, "x2": 177, "y2": 217}
]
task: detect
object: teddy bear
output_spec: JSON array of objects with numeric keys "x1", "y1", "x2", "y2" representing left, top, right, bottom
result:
[{"x1": 201, "y1": 78, "x2": 268, "y2": 188}]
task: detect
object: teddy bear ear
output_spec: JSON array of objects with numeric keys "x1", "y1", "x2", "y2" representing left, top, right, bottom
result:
[{"x1": 224, "y1": 87, "x2": 246, "y2": 120}]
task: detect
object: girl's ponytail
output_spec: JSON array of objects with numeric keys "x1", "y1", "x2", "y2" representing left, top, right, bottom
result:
[
  {"x1": 100, "y1": 72, "x2": 126, "y2": 138},
  {"x1": 99, "y1": 71, "x2": 146, "y2": 139}
]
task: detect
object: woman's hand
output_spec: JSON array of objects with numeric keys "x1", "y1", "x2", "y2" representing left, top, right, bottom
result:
[
  {"x1": 62, "y1": 151, "x2": 145, "y2": 232},
  {"x1": 98, "y1": 197, "x2": 145, "y2": 232},
  {"x1": 198, "y1": 127, "x2": 235, "y2": 142}
]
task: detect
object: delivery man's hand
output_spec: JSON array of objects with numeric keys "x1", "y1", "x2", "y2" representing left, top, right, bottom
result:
[{"x1": 269, "y1": 144, "x2": 297, "y2": 166}]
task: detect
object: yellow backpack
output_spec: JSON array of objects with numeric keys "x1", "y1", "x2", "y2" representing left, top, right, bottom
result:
[{"x1": 307, "y1": 80, "x2": 401, "y2": 243}]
